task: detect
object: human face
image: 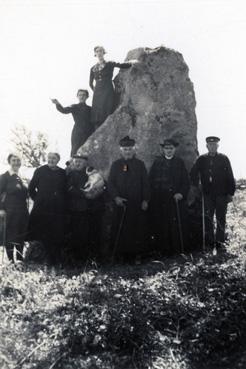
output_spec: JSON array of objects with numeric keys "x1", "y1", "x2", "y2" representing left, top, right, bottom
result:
[
  {"x1": 120, "y1": 146, "x2": 135, "y2": 160},
  {"x1": 207, "y1": 142, "x2": 218, "y2": 155},
  {"x1": 162, "y1": 145, "x2": 176, "y2": 158},
  {"x1": 47, "y1": 153, "x2": 60, "y2": 168},
  {"x1": 73, "y1": 158, "x2": 87, "y2": 170},
  {"x1": 77, "y1": 91, "x2": 88, "y2": 103},
  {"x1": 95, "y1": 48, "x2": 105, "y2": 61},
  {"x1": 9, "y1": 156, "x2": 21, "y2": 172}
]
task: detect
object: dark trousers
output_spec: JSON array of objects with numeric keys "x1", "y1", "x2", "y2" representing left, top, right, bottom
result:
[{"x1": 204, "y1": 194, "x2": 228, "y2": 246}]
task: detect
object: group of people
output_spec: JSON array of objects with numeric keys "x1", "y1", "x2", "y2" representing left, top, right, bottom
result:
[
  {"x1": 51, "y1": 46, "x2": 136, "y2": 156},
  {"x1": 0, "y1": 45, "x2": 236, "y2": 266},
  {"x1": 0, "y1": 133, "x2": 235, "y2": 266}
]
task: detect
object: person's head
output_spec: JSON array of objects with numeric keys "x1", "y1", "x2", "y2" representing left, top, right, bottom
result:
[
  {"x1": 206, "y1": 136, "x2": 220, "y2": 155},
  {"x1": 77, "y1": 89, "x2": 89, "y2": 103},
  {"x1": 119, "y1": 136, "x2": 136, "y2": 160},
  {"x1": 160, "y1": 139, "x2": 179, "y2": 158},
  {"x1": 47, "y1": 152, "x2": 60, "y2": 168},
  {"x1": 72, "y1": 154, "x2": 88, "y2": 170},
  {"x1": 94, "y1": 46, "x2": 106, "y2": 61},
  {"x1": 7, "y1": 154, "x2": 21, "y2": 172}
]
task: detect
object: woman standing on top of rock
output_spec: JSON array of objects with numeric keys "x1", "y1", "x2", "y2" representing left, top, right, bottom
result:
[{"x1": 89, "y1": 46, "x2": 137, "y2": 130}]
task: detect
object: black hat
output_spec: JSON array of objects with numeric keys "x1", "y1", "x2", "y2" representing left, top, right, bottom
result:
[
  {"x1": 72, "y1": 154, "x2": 88, "y2": 160},
  {"x1": 119, "y1": 136, "x2": 136, "y2": 147},
  {"x1": 206, "y1": 136, "x2": 220, "y2": 143},
  {"x1": 160, "y1": 139, "x2": 179, "y2": 147}
]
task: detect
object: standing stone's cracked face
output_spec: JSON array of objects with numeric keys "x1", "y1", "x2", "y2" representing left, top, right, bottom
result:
[{"x1": 80, "y1": 46, "x2": 198, "y2": 177}]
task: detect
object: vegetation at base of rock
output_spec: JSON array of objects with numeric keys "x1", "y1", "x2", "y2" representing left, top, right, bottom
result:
[{"x1": 0, "y1": 190, "x2": 246, "y2": 369}]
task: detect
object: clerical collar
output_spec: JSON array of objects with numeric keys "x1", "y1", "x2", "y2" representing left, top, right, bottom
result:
[
  {"x1": 164, "y1": 155, "x2": 174, "y2": 160},
  {"x1": 8, "y1": 169, "x2": 19, "y2": 176}
]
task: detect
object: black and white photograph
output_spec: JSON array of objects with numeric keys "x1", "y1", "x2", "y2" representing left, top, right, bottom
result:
[{"x1": 0, "y1": 0, "x2": 246, "y2": 368}]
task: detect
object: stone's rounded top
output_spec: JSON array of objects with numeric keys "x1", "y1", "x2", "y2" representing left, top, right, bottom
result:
[
  {"x1": 206, "y1": 136, "x2": 220, "y2": 143},
  {"x1": 160, "y1": 139, "x2": 179, "y2": 148},
  {"x1": 119, "y1": 136, "x2": 135, "y2": 147}
]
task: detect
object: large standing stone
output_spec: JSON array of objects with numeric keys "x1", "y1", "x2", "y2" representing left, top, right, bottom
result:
[{"x1": 78, "y1": 46, "x2": 198, "y2": 176}]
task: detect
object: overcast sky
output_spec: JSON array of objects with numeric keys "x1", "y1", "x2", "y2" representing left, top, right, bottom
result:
[{"x1": 0, "y1": 0, "x2": 246, "y2": 177}]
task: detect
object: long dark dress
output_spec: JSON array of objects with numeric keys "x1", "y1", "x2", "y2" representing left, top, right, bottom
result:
[
  {"x1": 28, "y1": 165, "x2": 66, "y2": 264},
  {"x1": 56, "y1": 102, "x2": 92, "y2": 156},
  {"x1": 0, "y1": 171, "x2": 29, "y2": 261},
  {"x1": 149, "y1": 156, "x2": 190, "y2": 255},
  {"x1": 66, "y1": 167, "x2": 105, "y2": 262},
  {"x1": 108, "y1": 157, "x2": 150, "y2": 259},
  {"x1": 89, "y1": 61, "x2": 131, "y2": 129}
]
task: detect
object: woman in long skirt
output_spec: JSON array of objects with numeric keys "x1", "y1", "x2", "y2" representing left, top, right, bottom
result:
[
  {"x1": 28, "y1": 152, "x2": 66, "y2": 265},
  {"x1": 89, "y1": 46, "x2": 136, "y2": 130},
  {"x1": 0, "y1": 154, "x2": 29, "y2": 263}
]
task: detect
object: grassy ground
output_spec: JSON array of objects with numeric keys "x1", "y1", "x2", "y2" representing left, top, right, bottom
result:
[{"x1": 0, "y1": 190, "x2": 246, "y2": 369}]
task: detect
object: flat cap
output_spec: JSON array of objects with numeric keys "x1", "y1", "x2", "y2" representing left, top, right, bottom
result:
[
  {"x1": 72, "y1": 154, "x2": 88, "y2": 160},
  {"x1": 206, "y1": 136, "x2": 220, "y2": 143}
]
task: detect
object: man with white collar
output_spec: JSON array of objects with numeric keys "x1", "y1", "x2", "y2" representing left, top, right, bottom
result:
[
  {"x1": 190, "y1": 136, "x2": 235, "y2": 249},
  {"x1": 149, "y1": 139, "x2": 190, "y2": 256}
]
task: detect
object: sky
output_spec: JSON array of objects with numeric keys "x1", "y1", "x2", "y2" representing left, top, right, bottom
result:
[{"x1": 0, "y1": 0, "x2": 246, "y2": 177}]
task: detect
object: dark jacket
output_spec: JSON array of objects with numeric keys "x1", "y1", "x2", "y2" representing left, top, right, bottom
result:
[
  {"x1": 89, "y1": 61, "x2": 131, "y2": 89},
  {"x1": 190, "y1": 153, "x2": 235, "y2": 196},
  {"x1": 56, "y1": 102, "x2": 91, "y2": 132},
  {"x1": 28, "y1": 165, "x2": 66, "y2": 242},
  {"x1": 149, "y1": 156, "x2": 190, "y2": 199},
  {"x1": 108, "y1": 157, "x2": 150, "y2": 205},
  {"x1": 0, "y1": 171, "x2": 29, "y2": 244}
]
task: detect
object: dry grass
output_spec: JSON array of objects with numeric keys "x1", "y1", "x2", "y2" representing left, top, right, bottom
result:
[{"x1": 0, "y1": 190, "x2": 245, "y2": 369}]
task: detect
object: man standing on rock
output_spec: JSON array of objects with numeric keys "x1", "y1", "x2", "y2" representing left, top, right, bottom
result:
[
  {"x1": 108, "y1": 136, "x2": 150, "y2": 262},
  {"x1": 51, "y1": 89, "x2": 92, "y2": 157},
  {"x1": 190, "y1": 136, "x2": 235, "y2": 249},
  {"x1": 149, "y1": 139, "x2": 190, "y2": 256}
]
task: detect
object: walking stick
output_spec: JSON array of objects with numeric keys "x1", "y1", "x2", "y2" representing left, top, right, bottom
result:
[
  {"x1": 0, "y1": 210, "x2": 6, "y2": 264},
  {"x1": 111, "y1": 203, "x2": 127, "y2": 262},
  {"x1": 175, "y1": 199, "x2": 184, "y2": 254},
  {"x1": 201, "y1": 191, "x2": 206, "y2": 252}
]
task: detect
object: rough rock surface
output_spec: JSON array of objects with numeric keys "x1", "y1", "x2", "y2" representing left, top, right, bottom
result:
[{"x1": 78, "y1": 46, "x2": 198, "y2": 177}]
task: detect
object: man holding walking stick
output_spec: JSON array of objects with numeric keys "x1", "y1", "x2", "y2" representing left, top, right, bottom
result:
[
  {"x1": 149, "y1": 139, "x2": 190, "y2": 256},
  {"x1": 190, "y1": 136, "x2": 235, "y2": 250},
  {"x1": 108, "y1": 136, "x2": 150, "y2": 263}
]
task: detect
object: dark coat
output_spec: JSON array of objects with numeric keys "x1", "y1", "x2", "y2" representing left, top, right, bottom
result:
[
  {"x1": 149, "y1": 155, "x2": 190, "y2": 255},
  {"x1": 190, "y1": 153, "x2": 235, "y2": 196},
  {"x1": 56, "y1": 102, "x2": 92, "y2": 156},
  {"x1": 66, "y1": 168, "x2": 104, "y2": 213},
  {"x1": 0, "y1": 171, "x2": 29, "y2": 245},
  {"x1": 28, "y1": 165, "x2": 67, "y2": 244},
  {"x1": 89, "y1": 61, "x2": 131, "y2": 129},
  {"x1": 108, "y1": 156, "x2": 150, "y2": 256},
  {"x1": 66, "y1": 168, "x2": 105, "y2": 260},
  {"x1": 149, "y1": 156, "x2": 190, "y2": 200}
]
